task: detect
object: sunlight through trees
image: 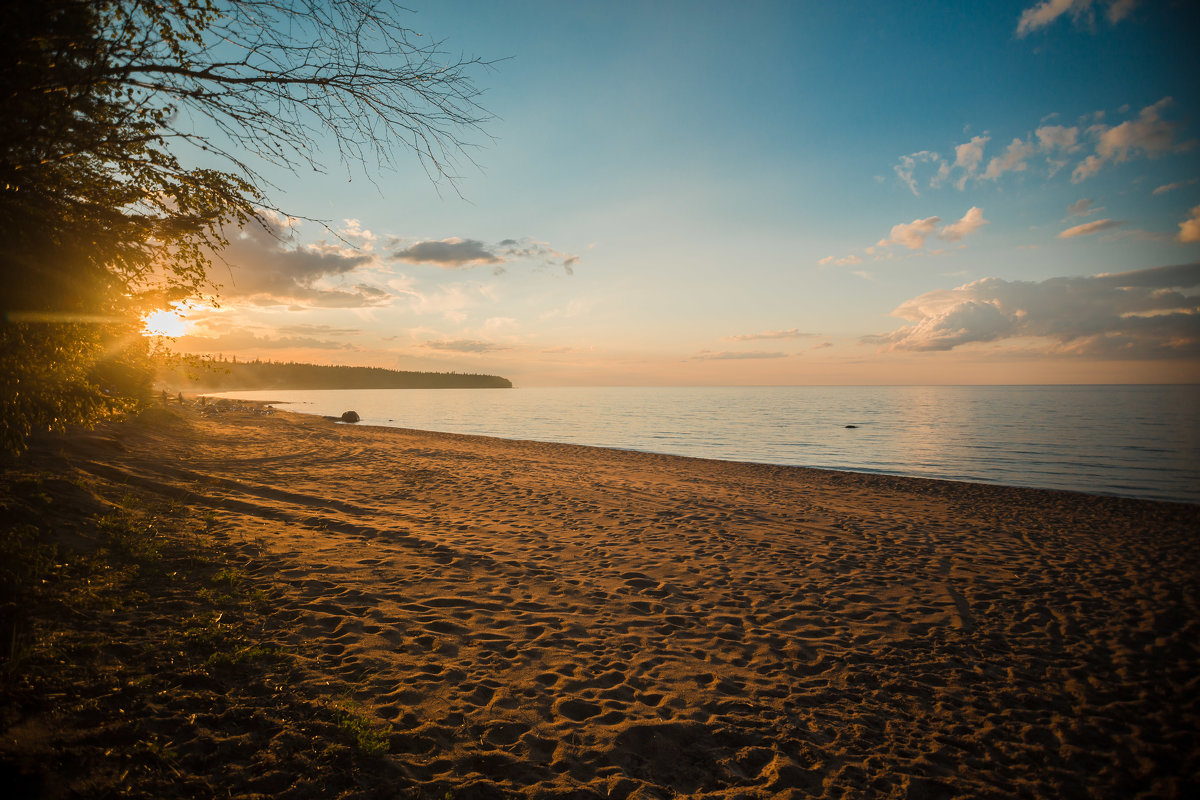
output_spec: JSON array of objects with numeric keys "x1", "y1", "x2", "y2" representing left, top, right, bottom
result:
[{"x1": 1, "y1": 0, "x2": 491, "y2": 451}]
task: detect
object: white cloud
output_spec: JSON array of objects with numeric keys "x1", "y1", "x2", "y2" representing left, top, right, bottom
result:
[
  {"x1": 1059, "y1": 218, "x2": 1121, "y2": 238},
  {"x1": 340, "y1": 219, "x2": 377, "y2": 249},
  {"x1": 983, "y1": 138, "x2": 1036, "y2": 180},
  {"x1": 1179, "y1": 206, "x2": 1200, "y2": 243},
  {"x1": 939, "y1": 206, "x2": 990, "y2": 241},
  {"x1": 866, "y1": 262, "x2": 1200, "y2": 358}
]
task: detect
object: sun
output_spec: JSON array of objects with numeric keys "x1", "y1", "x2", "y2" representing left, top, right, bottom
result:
[{"x1": 142, "y1": 308, "x2": 189, "y2": 338}]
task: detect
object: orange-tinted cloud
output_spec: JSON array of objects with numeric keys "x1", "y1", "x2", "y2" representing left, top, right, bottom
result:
[{"x1": 1058, "y1": 218, "x2": 1121, "y2": 238}]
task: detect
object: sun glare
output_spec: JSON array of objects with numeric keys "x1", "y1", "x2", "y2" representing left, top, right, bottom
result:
[{"x1": 142, "y1": 308, "x2": 189, "y2": 338}]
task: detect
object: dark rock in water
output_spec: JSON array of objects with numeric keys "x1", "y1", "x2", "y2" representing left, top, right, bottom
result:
[
  {"x1": 844, "y1": 424, "x2": 858, "y2": 429},
  {"x1": 340, "y1": 410, "x2": 360, "y2": 423}
]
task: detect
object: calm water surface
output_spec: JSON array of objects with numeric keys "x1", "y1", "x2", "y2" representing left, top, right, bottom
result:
[{"x1": 212, "y1": 385, "x2": 1200, "y2": 504}]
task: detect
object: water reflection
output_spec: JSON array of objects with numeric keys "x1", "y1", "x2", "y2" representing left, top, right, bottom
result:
[{"x1": 214, "y1": 385, "x2": 1200, "y2": 503}]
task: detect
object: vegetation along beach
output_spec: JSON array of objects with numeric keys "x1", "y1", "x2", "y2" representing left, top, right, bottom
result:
[{"x1": 3, "y1": 0, "x2": 1199, "y2": 797}]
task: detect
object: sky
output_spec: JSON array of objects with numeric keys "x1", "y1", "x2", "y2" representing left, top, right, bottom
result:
[{"x1": 163, "y1": 0, "x2": 1200, "y2": 386}]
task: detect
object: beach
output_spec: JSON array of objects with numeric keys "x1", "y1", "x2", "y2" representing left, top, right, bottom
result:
[{"x1": 3, "y1": 402, "x2": 1198, "y2": 798}]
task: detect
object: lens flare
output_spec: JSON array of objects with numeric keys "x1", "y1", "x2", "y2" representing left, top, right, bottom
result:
[{"x1": 142, "y1": 309, "x2": 188, "y2": 337}]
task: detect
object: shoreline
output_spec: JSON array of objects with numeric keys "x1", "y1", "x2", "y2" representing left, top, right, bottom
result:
[
  {"x1": 265, "y1": 400, "x2": 1200, "y2": 510},
  {"x1": 199, "y1": 385, "x2": 1200, "y2": 505},
  {"x1": 4, "y1": 401, "x2": 1198, "y2": 797}
]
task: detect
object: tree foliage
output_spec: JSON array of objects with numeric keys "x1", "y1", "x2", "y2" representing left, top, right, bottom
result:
[{"x1": 1, "y1": 0, "x2": 491, "y2": 452}]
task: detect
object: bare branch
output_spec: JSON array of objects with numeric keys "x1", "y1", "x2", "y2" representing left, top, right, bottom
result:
[{"x1": 101, "y1": 0, "x2": 497, "y2": 194}]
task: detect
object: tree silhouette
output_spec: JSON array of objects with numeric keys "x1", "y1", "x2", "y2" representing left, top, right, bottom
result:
[{"x1": 1, "y1": 0, "x2": 492, "y2": 451}]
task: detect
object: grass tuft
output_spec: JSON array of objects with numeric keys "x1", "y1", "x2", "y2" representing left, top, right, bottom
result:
[{"x1": 334, "y1": 706, "x2": 393, "y2": 758}]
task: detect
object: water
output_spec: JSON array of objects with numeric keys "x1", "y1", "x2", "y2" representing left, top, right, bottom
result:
[{"x1": 211, "y1": 385, "x2": 1200, "y2": 504}]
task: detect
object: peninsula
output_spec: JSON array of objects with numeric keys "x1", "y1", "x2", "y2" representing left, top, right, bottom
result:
[{"x1": 162, "y1": 359, "x2": 512, "y2": 391}]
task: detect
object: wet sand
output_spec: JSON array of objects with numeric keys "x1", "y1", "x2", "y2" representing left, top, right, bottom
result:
[{"x1": 9, "y1": 402, "x2": 1200, "y2": 797}]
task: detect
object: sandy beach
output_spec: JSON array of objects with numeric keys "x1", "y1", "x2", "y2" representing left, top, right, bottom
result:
[{"x1": 3, "y1": 402, "x2": 1198, "y2": 798}]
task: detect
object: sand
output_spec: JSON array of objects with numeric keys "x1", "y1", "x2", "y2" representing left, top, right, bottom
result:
[{"x1": 3, "y1": 401, "x2": 1199, "y2": 798}]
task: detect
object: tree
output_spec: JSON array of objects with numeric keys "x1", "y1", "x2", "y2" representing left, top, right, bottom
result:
[{"x1": 1, "y1": 0, "x2": 492, "y2": 452}]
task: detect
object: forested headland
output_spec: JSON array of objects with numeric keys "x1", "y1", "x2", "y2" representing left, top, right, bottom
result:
[{"x1": 165, "y1": 359, "x2": 511, "y2": 390}]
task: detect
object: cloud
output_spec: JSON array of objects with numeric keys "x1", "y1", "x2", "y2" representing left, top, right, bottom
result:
[
  {"x1": 880, "y1": 208, "x2": 989, "y2": 250},
  {"x1": 176, "y1": 329, "x2": 358, "y2": 352},
  {"x1": 983, "y1": 138, "x2": 1036, "y2": 180},
  {"x1": 1016, "y1": 0, "x2": 1140, "y2": 36},
  {"x1": 1180, "y1": 206, "x2": 1200, "y2": 243},
  {"x1": 827, "y1": 208, "x2": 990, "y2": 265},
  {"x1": 1073, "y1": 98, "x2": 1184, "y2": 182},
  {"x1": 406, "y1": 284, "x2": 496, "y2": 323},
  {"x1": 392, "y1": 238, "x2": 500, "y2": 267},
  {"x1": 887, "y1": 216, "x2": 942, "y2": 250},
  {"x1": 1070, "y1": 154, "x2": 1106, "y2": 183},
  {"x1": 866, "y1": 262, "x2": 1200, "y2": 358},
  {"x1": 693, "y1": 351, "x2": 790, "y2": 360},
  {"x1": 392, "y1": 236, "x2": 579, "y2": 274},
  {"x1": 931, "y1": 136, "x2": 991, "y2": 190},
  {"x1": 896, "y1": 98, "x2": 1187, "y2": 191},
  {"x1": 1036, "y1": 125, "x2": 1080, "y2": 151},
  {"x1": 1067, "y1": 198, "x2": 1095, "y2": 216},
  {"x1": 340, "y1": 219, "x2": 377, "y2": 249},
  {"x1": 724, "y1": 329, "x2": 818, "y2": 342},
  {"x1": 208, "y1": 217, "x2": 385, "y2": 308},
  {"x1": 421, "y1": 339, "x2": 512, "y2": 353},
  {"x1": 1153, "y1": 179, "x2": 1199, "y2": 195},
  {"x1": 1107, "y1": 0, "x2": 1139, "y2": 23},
  {"x1": 951, "y1": 135, "x2": 990, "y2": 189},
  {"x1": 894, "y1": 151, "x2": 940, "y2": 196},
  {"x1": 939, "y1": 206, "x2": 990, "y2": 241},
  {"x1": 818, "y1": 254, "x2": 862, "y2": 266},
  {"x1": 1058, "y1": 218, "x2": 1121, "y2": 238},
  {"x1": 278, "y1": 323, "x2": 362, "y2": 336},
  {"x1": 1096, "y1": 98, "x2": 1180, "y2": 162}
]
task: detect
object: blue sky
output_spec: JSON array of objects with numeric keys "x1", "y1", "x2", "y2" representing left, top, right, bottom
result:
[{"x1": 171, "y1": 0, "x2": 1200, "y2": 385}]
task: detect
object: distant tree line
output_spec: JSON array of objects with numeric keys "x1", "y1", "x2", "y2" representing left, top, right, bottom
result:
[
  {"x1": 1, "y1": 1, "x2": 491, "y2": 453},
  {"x1": 165, "y1": 359, "x2": 511, "y2": 391}
]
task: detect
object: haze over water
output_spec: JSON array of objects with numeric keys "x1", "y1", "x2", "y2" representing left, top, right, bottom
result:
[{"x1": 215, "y1": 385, "x2": 1200, "y2": 504}]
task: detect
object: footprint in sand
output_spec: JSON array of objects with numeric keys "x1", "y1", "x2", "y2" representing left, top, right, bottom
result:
[{"x1": 554, "y1": 697, "x2": 602, "y2": 721}]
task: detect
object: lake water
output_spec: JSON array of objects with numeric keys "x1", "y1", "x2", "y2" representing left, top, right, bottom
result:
[{"x1": 211, "y1": 385, "x2": 1200, "y2": 504}]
